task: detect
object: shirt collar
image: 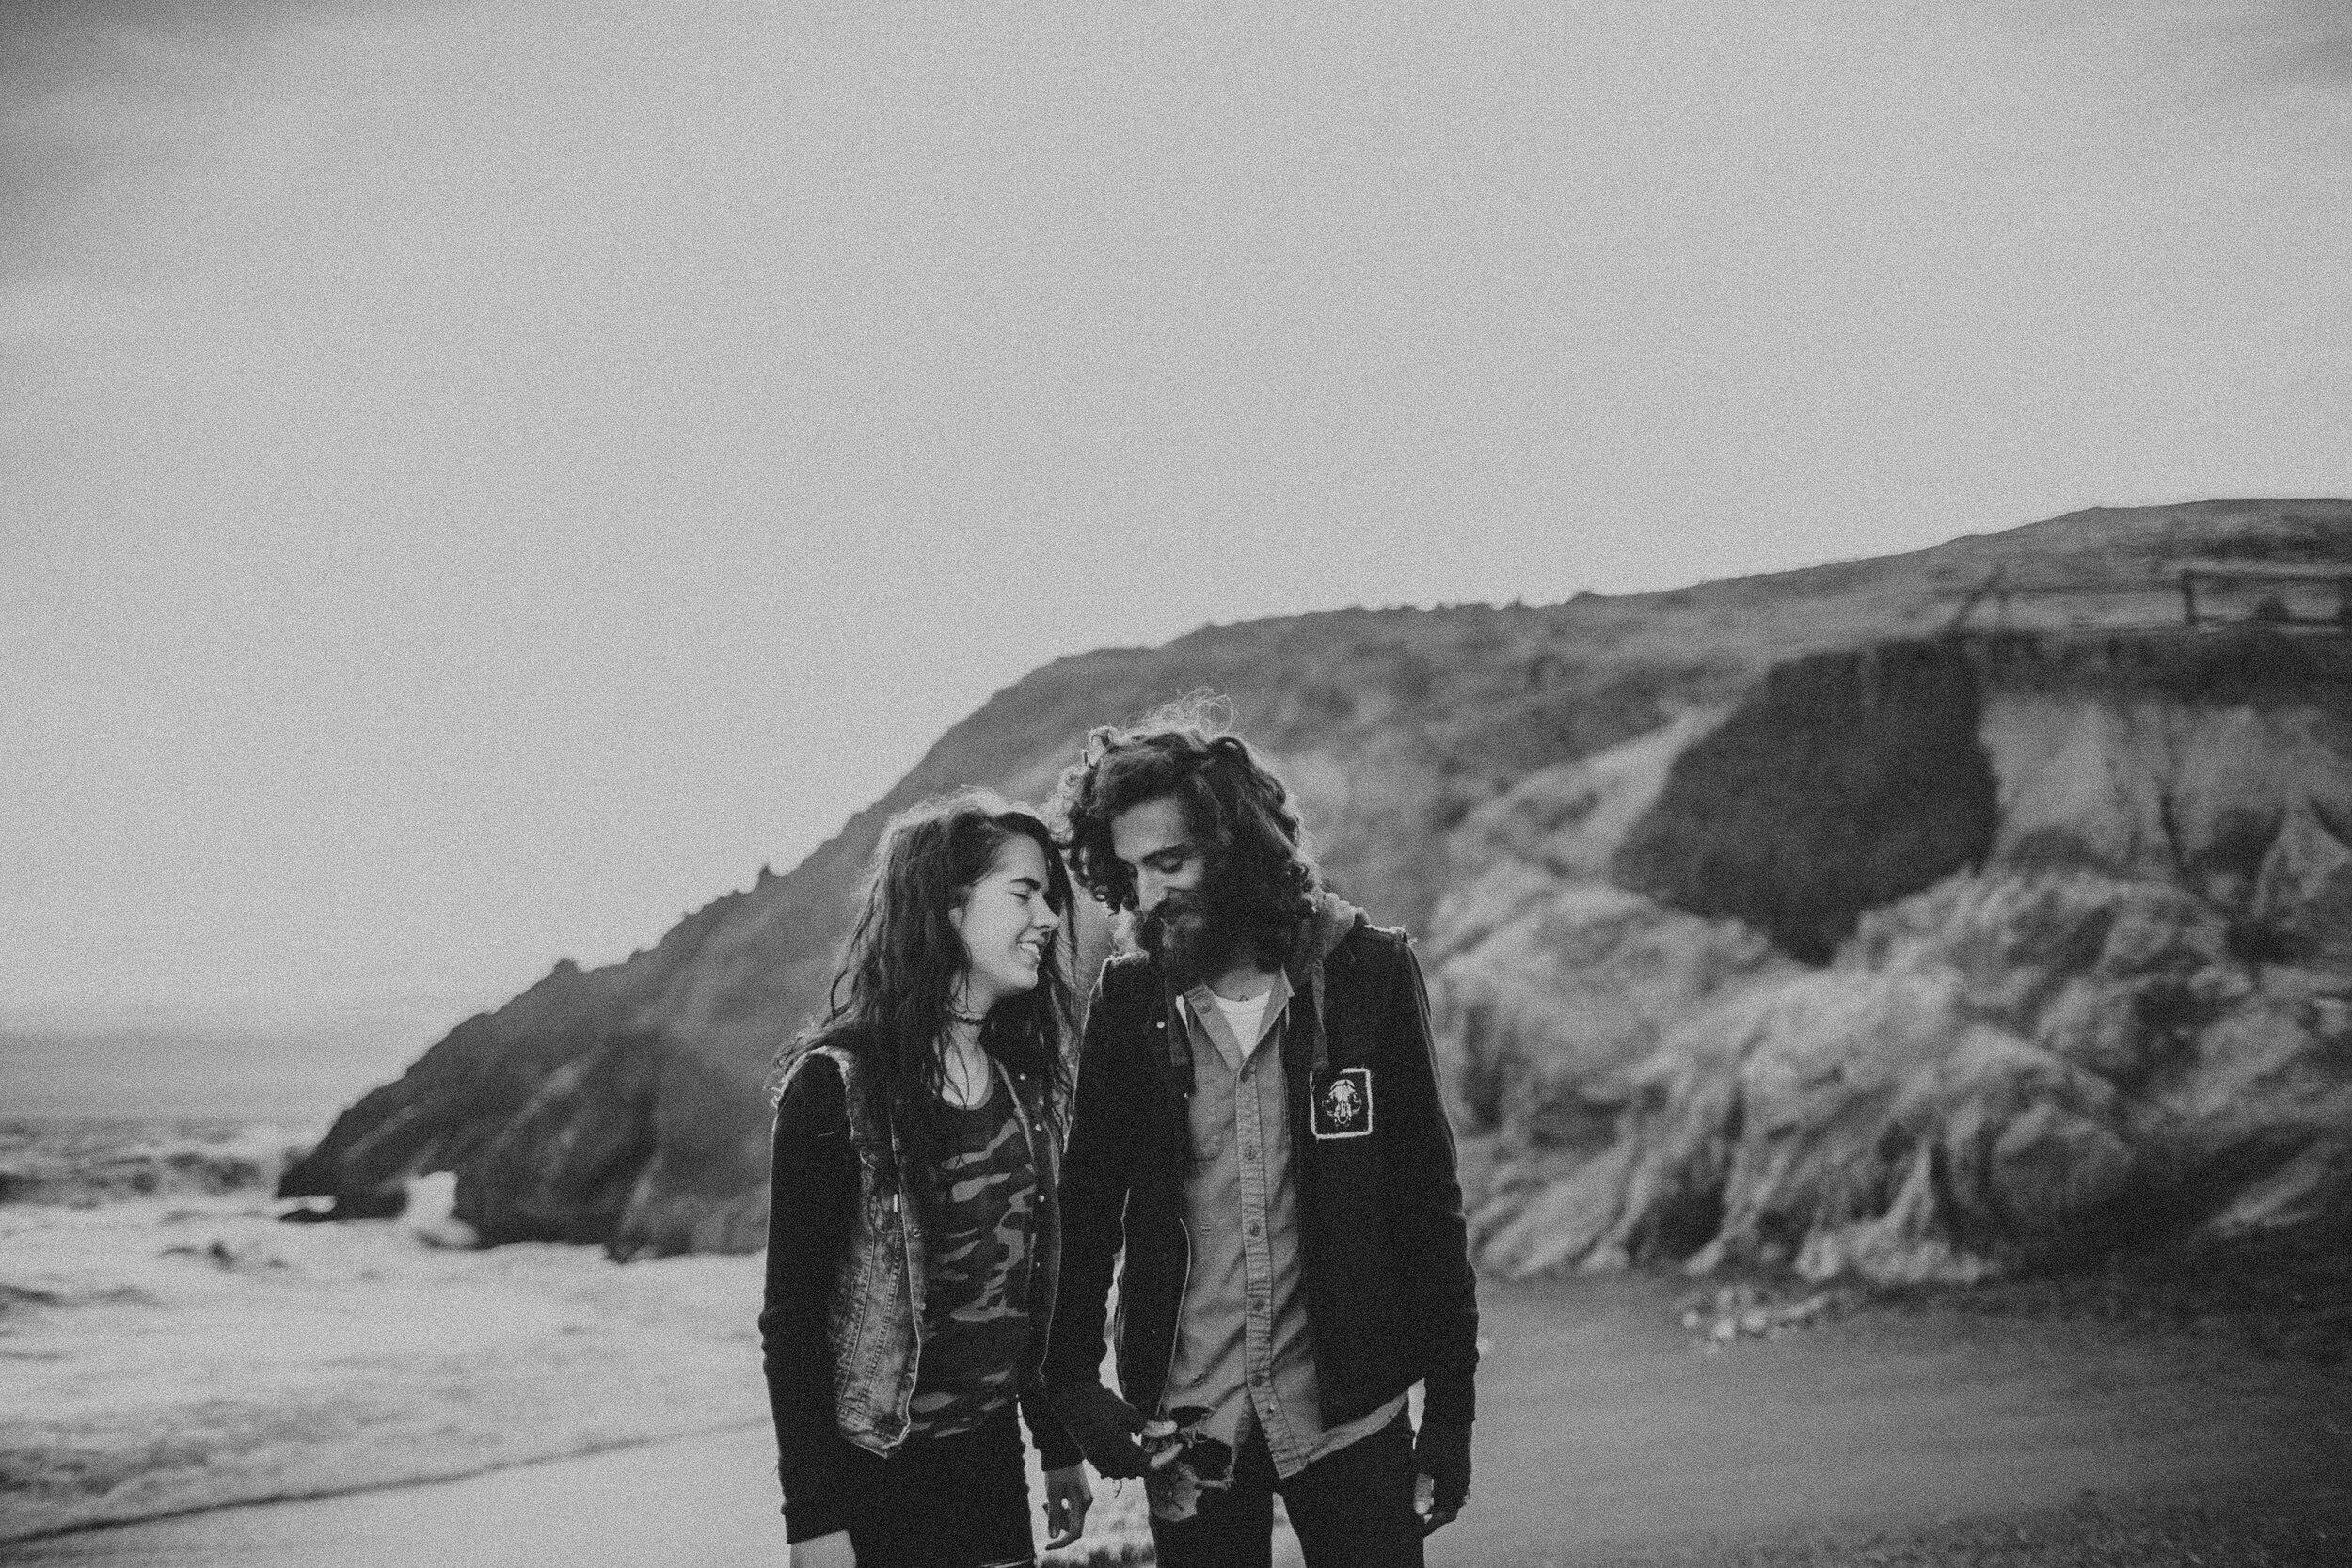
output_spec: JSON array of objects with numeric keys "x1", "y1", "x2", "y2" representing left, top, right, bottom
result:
[{"x1": 1179, "y1": 969, "x2": 1292, "y2": 1074}]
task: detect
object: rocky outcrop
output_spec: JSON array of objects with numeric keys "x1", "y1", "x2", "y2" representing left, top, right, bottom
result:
[
  {"x1": 1440, "y1": 626, "x2": 2352, "y2": 1282},
  {"x1": 285, "y1": 609, "x2": 1719, "y2": 1256},
  {"x1": 1613, "y1": 641, "x2": 1998, "y2": 963},
  {"x1": 285, "y1": 498, "x2": 2352, "y2": 1265},
  {"x1": 279, "y1": 887, "x2": 778, "y2": 1250}
]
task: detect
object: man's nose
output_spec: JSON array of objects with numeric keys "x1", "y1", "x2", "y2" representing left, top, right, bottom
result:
[{"x1": 1136, "y1": 871, "x2": 1167, "y2": 912}]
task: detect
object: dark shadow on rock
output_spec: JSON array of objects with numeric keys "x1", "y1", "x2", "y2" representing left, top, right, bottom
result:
[{"x1": 1613, "y1": 640, "x2": 2000, "y2": 964}]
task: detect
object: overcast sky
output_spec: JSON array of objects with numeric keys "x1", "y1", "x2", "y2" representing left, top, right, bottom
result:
[{"x1": 5, "y1": 0, "x2": 2349, "y2": 1036}]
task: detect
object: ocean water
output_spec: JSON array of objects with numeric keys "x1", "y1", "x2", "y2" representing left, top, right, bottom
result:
[
  {"x1": 0, "y1": 1182, "x2": 773, "y2": 1546},
  {"x1": 0, "y1": 1021, "x2": 430, "y2": 1132}
]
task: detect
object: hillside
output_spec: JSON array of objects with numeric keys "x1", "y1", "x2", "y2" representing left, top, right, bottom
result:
[{"x1": 280, "y1": 499, "x2": 2352, "y2": 1276}]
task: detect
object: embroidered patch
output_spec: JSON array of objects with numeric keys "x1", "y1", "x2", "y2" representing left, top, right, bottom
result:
[{"x1": 1311, "y1": 1066, "x2": 1374, "y2": 1139}]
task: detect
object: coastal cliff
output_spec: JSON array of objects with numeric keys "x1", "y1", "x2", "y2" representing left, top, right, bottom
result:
[
  {"x1": 281, "y1": 499, "x2": 2352, "y2": 1275},
  {"x1": 1442, "y1": 630, "x2": 2352, "y2": 1281}
]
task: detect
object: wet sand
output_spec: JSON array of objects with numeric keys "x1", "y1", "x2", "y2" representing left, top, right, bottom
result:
[
  {"x1": 7, "y1": 1271, "x2": 2344, "y2": 1566},
  {"x1": 1437, "y1": 1274, "x2": 2350, "y2": 1567}
]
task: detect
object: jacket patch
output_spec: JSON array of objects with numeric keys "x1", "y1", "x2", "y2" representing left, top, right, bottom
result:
[{"x1": 1311, "y1": 1067, "x2": 1373, "y2": 1140}]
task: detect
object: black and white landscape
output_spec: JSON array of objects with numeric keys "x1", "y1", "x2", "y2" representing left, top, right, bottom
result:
[{"x1": 6, "y1": 2, "x2": 2350, "y2": 1562}]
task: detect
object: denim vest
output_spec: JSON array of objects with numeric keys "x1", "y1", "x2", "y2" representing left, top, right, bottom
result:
[{"x1": 786, "y1": 1040, "x2": 1063, "y2": 1456}]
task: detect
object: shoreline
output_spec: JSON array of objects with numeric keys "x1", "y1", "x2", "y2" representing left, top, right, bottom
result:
[
  {"x1": 0, "y1": 1419, "x2": 766, "y2": 1548},
  {"x1": 4, "y1": 1115, "x2": 2346, "y2": 1561},
  {"x1": 8, "y1": 1430, "x2": 2344, "y2": 1568},
  {"x1": 0, "y1": 1190, "x2": 772, "y2": 1545},
  {"x1": 5, "y1": 1272, "x2": 2345, "y2": 1565}
]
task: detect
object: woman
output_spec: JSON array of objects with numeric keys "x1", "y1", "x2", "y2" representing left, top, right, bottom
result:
[{"x1": 761, "y1": 791, "x2": 1093, "y2": 1568}]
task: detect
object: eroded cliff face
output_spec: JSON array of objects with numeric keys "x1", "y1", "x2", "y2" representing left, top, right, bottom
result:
[
  {"x1": 1438, "y1": 630, "x2": 2352, "y2": 1282},
  {"x1": 283, "y1": 610, "x2": 1712, "y2": 1255},
  {"x1": 284, "y1": 498, "x2": 2352, "y2": 1262}
]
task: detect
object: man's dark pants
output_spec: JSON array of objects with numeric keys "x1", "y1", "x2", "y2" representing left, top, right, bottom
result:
[{"x1": 1149, "y1": 1410, "x2": 1424, "y2": 1568}]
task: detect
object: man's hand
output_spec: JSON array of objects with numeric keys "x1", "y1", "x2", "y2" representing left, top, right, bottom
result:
[
  {"x1": 1412, "y1": 1420, "x2": 1471, "y2": 1535},
  {"x1": 1043, "y1": 1464, "x2": 1093, "y2": 1548},
  {"x1": 1053, "y1": 1384, "x2": 1177, "y2": 1479},
  {"x1": 787, "y1": 1529, "x2": 855, "y2": 1567}
]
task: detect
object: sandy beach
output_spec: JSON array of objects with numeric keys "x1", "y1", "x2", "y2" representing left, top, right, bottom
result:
[
  {"x1": 4, "y1": 1261, "x2": 2347, "y2": 1564},
  {"x1": 0, "y1": 1117, "x2": 1165, "y2": 1560},
  {"x1": 4, "y1": 1119, "x2": 2347, "y2": 1565}
]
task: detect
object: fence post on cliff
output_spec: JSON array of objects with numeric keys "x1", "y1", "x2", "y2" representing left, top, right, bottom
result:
[{"x1": 2179, "y1": 568, "x2": 2199, "y2": 629}]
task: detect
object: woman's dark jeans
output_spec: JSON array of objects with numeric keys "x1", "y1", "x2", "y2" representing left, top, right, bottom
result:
[
  {"x1": 1150, "y1": 1410, "x2": 1424, "y2": 1568},
  {"x1": 837, "y1": 1402, "x2": 1035, "y2": 1568}
]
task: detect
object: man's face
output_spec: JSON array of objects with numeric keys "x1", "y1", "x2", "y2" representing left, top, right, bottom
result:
[{"x1": 1108, "y1": 793, "x2": 1236, "y2": 983}]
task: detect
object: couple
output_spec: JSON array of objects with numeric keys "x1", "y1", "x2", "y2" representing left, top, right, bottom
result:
[{"x1": 759, "y1": 707, "x2": 1480, "y2": 1568}]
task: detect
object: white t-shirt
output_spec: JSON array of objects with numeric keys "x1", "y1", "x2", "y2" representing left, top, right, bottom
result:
[{"x1": 1209, "y1": 987, "x2": 1274, "y2": 1060}]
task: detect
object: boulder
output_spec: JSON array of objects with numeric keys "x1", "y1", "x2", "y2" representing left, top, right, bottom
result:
[{"x1": 1469, "y1": 863, "x2": 2352, "y2": 1283}]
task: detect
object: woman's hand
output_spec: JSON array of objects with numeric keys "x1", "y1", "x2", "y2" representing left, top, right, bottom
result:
[
  {"x1": 787, "y1": 1529, "x2": 855, "y2": 1568},
  {"x1": 1043, "y1": 1464, "x2": 1092, "y2": 1548}
]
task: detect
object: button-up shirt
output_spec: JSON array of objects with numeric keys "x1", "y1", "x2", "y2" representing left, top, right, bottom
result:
[{"x1": 1158, "y1": 971, "x2": 1406, "y2": 1478}]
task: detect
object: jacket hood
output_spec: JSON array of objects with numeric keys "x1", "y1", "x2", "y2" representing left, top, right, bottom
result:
[
  {"x1": 1282, "y1": 889, "x2": 1368, "y2": 1079},
  {"x1": 1302, "y1": 890, "x2": 1368, "y2": 968}
]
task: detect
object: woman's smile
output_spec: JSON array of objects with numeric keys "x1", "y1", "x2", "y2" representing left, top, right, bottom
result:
[{"x1": 952, "y1": 834, "x2": 1061, "y2": 1009}]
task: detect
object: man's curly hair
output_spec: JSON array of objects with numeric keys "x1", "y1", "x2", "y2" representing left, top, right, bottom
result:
[{"x1": 1049, "y1": 696, "x2": 1321, "y2": 972}]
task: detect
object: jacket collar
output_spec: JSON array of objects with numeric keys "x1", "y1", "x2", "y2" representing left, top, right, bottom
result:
[
  {"x1": 1283, "y1": 891, "x2": 1365, "y2": 1082},
  {"x1": 1143, "y1": 891, "x2": 1367, "y2": 1096}
]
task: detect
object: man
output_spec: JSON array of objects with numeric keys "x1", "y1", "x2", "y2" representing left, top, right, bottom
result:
[{"x1": 1043, "y1": 710, "x2": 1478, "y2": 1568}]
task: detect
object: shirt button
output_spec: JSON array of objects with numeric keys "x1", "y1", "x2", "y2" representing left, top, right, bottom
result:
[
  {"x1": 1246, "y1": 1220, "x2": 1262, "y2": 1236},
  {"x1": 1239, "y1": 1066, "x2": 1252, "y2": 1082}
]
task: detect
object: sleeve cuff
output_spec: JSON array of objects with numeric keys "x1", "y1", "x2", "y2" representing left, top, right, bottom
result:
[
  {"x1": 784, "y1": 1498, "x2": 850, "y2": 1544},
  {"x1": 1035, "y1": 1425, "x2": 1083, "y2": 1470},
  {"x1": 1422, "y1": 1375, "x2": 1475, "y2": 1428},
  {"x1": 1023, "y1": 1379, "x2": 1084, "y2": 1469}
]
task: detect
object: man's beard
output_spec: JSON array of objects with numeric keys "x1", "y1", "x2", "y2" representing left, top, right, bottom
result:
[{"x1": 1135, "y1": 878, "x2": 1247, "y2": 988}]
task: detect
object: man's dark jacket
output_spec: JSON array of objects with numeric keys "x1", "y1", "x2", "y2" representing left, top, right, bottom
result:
[{"x1": 1042, "y1": 900, "x2": 1480, "y2": 1433}]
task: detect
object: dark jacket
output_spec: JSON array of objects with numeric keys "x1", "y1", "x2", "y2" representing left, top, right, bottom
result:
[
  {"x1": 759, "y1": 1031, "x2": 1079, "y2": 1544},
  {"x1": 1042, "y1": 901, "x2": 1480, "y2": 1433}
]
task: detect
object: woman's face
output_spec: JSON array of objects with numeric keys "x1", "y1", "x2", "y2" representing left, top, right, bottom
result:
[{"x1": 949, "y1": 833, "x2": 1061, "y2": 1012}]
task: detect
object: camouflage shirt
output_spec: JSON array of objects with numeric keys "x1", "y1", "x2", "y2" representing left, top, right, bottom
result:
[{"x1": 906, "y1": 1089, "x2": 1036, "y2": 1437}]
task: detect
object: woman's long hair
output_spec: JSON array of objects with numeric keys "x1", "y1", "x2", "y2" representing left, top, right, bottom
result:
[{"x1": 782, "y1": 789, "x2": 1076, "y2": 1182}]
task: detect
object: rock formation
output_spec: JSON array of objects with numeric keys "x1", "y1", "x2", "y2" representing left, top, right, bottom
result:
[
  {"x1": 1439, "y1": 627, "x2": 2352, "y2": 1282},
  {"x1": 282, "y1": 499, "x2": 2352, "y2": 1277}
]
